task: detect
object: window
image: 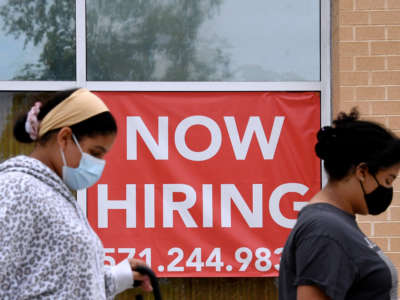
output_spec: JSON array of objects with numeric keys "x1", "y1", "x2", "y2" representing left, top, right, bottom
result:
[
  {"x1": 0, "y1": 0, "x2": 328, "y2": 92},
  {"x1": 0, "y1": 0, "x2": 330, "y2": 159},
  {"x1": 86, "y1": 0, "x2": 320, "y2": 82},
  {"x1": 0, "y1": 1, "x2": 331, "y2": 295},
  {"x1": 0, "y1": 0, "x2": 76, "y2": 80}
]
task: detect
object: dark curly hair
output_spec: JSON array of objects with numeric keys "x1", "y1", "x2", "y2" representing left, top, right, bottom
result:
[{"x1": 315, "y1": 108, "x2": 400, "y2": 180}]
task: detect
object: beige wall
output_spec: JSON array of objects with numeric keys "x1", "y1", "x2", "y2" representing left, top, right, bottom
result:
[{"x1": 333, "y1": 0, "x2": 400, "y2": 286}]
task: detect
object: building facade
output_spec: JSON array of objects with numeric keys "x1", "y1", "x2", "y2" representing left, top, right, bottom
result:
[
  {"x1": 1, "y1": 0, "x2": 400, "y2": 298},
  {"x1": 334, "y1": 0, "x2": 400, "y2": 295}
]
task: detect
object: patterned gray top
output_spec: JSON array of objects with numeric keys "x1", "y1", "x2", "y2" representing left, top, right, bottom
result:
[{"x1": 0, "y1": 155, "x2": 132, "y2": 299}]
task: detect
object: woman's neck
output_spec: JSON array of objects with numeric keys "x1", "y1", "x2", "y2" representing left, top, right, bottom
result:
[
  {"x1": 30, "y1": 146, "x2": 61, "y2": 178},
  {"x1": 310, "y1": 180, "x2": 358, "y2": 215}
]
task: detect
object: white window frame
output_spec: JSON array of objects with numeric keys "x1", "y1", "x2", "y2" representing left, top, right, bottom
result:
[{"x1": 0, "y1": 0, "x2": 331, "y2": 185}]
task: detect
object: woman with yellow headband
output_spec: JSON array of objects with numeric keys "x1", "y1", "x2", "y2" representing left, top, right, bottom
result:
[{"x1": 0, "y1": 89, "x2": 152, "y2": 299}]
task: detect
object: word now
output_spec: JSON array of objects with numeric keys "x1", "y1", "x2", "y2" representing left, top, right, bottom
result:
[
  {"x1": 127, "y1": 116, "x2": 285, "y2": 161},
  {"x1": 89, "y1": 183, "x2": 309, "y2": 230}
]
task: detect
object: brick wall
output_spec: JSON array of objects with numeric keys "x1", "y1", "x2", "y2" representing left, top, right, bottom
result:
[{"x1": 333, "y1": 0, "x2": 400, "y2": 281}]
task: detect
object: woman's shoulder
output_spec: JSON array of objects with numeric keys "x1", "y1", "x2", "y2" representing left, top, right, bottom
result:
[
  {"x1": 294, "y1": 202, "x2": 358, "y2": 240},
  {"x1": 0, "y1": 170, "x2": 48, "y2": 205},
  {"x1": 0, "y1": 155, "x2": 67, "y2": 193},
  {"x1": 0, "y1": 156, "x2": 61, "y2": 204},
  {"x1": 298, "y1": 202, "x2": 355, "y2": 223}
]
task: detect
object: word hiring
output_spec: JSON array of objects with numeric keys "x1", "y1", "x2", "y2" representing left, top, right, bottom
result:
[
  {"x1": 97, "y1": 182, "x2": 309, "y2": 230},
  {"x1": 127, "y1": 116, "x2": 285, "y2": 161}
]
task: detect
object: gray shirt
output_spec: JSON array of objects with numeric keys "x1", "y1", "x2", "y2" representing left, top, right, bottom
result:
[{"x1": 279, "y1": 203, "x2": 398, "y2": 300}]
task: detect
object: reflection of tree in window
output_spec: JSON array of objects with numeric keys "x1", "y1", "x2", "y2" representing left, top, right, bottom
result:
[
  {"x1": 0, "y1": 1, "x2": 76, "y2": 80},
  {"x1": 0, "y1": 0, "x2": 232, "y2": 81},
  {"x1": 86, "y1": 0, "x2": 232, "y2": 81}
]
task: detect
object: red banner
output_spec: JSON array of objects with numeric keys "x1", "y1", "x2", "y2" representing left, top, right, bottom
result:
[{"x1": 85, "y1": 91, "x2": 321, "y2": 277}]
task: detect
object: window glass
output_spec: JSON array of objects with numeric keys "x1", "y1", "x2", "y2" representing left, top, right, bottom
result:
[
  {"x1": 0, "y1": 1, "x2": 76, "y2": 80},
  {"x1": 86, "y1": 0, "x2": 320, "y2": 81}
]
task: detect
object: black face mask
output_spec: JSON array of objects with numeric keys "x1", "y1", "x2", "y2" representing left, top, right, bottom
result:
[{"x1": 360, "y1": 175, "x2": 393, "y2": 215}]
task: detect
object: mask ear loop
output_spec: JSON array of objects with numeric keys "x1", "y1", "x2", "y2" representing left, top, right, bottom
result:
[
  {"x1": 359, "y1": 179, "x2": 366, "y2": 196},
  {"x1": 60, "y1": 148, "x2": 67, "y2": 166},
  {"x1": 60, "y1": 133, "x2": 82, "y2": 168},
  {"x1": 357, "y1": 162, "x2": 369, "y2": 196},
  {"x1": 71, "y1": 133, "x2": 84, "y2": 154},
  {"x1": 360, "y1": 172, "x2": 381, "y2": 197},
  {"x1": 371, "y1": 175, "x2": 382, "y2": 186}
]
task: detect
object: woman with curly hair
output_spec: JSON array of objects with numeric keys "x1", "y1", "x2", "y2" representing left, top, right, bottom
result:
[{"x1": 279, "y1": 108, "x2": 400, "y2": 300}]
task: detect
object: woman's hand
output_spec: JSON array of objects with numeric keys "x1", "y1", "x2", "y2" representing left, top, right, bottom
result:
[{"x1": 128, "y1": 258, "x2": 153, "y2": 292}]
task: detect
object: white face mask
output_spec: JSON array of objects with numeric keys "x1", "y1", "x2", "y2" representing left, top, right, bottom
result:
[{"x1": 60, "y1": 133, "x2": 106, "y2": 190}]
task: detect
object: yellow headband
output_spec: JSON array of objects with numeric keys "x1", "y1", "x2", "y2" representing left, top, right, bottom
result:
[{"x1": 38, "y1": 88, "x2": 109, "y2": 137}]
